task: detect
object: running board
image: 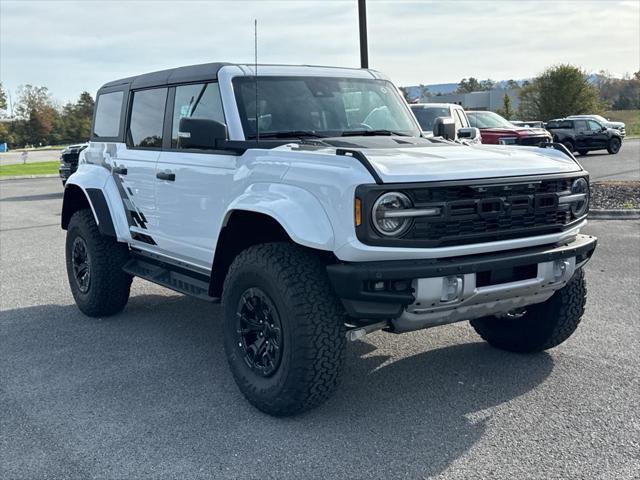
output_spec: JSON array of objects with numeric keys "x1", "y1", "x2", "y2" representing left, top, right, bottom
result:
[{"x1": 123, "y1": 256, "x2": 218, "y2": 302}]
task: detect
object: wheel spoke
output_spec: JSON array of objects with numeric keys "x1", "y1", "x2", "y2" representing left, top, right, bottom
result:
[
  {"x1": 235, "y1": 287, "x2": 283, "y2": 378},
  {"x1": 71, "y1": 237, "x2": 91, "y2": 293}
]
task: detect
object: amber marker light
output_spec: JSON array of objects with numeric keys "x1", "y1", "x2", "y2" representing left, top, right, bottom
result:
[{"x1": 355, "y1": 197, "x2": 362, "y2": 226}]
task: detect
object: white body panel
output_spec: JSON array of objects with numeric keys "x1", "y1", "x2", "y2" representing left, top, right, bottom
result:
[
  {"x1": 155, "y1": 150, "x2": 239, "y2": 268},
  {"x1": 359, "y1": 143, "x2": 581, "y2": 183},
  {"x1": 69, "y1": 64, "x2": 588, "y2": 273}
]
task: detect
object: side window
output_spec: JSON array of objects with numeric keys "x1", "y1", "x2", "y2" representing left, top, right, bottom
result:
[
  {"x1": 574, "y1": 120, "x2": 588, "y2": 131},
  {"x1": 172, "y1": 83, "x2": 226, "y2": 148},
  {"x1": 588, "y1": 120, "x2": 602, "y2": 131},
  {"x1": 127, "y1": 88, "x2": 167, "y2": 148},
  {"x1": 93, "y1": 91, "x2": 124, "y2": 138}
]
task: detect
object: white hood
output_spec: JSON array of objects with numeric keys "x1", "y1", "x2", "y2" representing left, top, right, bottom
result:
[{"x1": 361, "y1": 144, "x2": 583, "y2": 183}]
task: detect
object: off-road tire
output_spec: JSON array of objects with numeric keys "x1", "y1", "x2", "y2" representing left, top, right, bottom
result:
[
  {"x1": 65, "y1": 209, "x2": 132, "y2": 317},
  {"x1": 577, "y1": 149, "x2": 588, "y2": 156},
  {"x1": 470, "y1": 269, "x2": 587, "y2": 353},
  {"x1": 222, "y1": 242, "x2": 346, "y2": 416},
  {"x1": 607, "y1": 137, "x2": 621, "y2": 154}
]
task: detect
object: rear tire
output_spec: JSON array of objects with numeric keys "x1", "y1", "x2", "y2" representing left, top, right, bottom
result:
[
  {"x1": 562, "y1": 140, "x2": 575, "y2": 153},
  {"x1": 607, "y1": 137, "x2": 621, "y2": 154},
  {"x1": 470, "y1": 269, "x2": 587, "y2": 353},
  {"x1": 65, "y1": 210, "x2": 132, "y2": 317},
  {"x1": 222, "y1": 243, "x2": 346, "y2": 416}
]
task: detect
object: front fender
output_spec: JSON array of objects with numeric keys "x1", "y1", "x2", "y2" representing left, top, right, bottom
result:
[{"x1": 225, "y1": 183, "x2": 335, "y2": 251}]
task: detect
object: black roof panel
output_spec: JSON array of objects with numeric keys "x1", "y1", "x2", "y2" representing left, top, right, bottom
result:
[{"x1": 99, "y1": 62, "x2": 231, "y2": 91}]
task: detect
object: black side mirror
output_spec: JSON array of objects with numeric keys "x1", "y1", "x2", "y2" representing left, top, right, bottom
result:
[
  {"x1": 601, "y1": 125, "x2": 607, "y2": 132},
  {"x1": 458, "y1": 127, "x2": 481, "y2": 140},
  {"x1": 178, "y1": 117, "x2": 227, "y2": 150},
  {"x1": 432, "y1": 116, "x2": 456, "y2": 140}
]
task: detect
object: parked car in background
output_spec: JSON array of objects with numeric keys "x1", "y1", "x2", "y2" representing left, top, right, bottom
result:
[
  {"x1": 410, "y1": 103, "x2": 481, "y2": 143},
  {"x1": 467, "y1": 111, "x2": 552, "y2": 146},
  {"x1": 511, "y1": 120, "x2": 544, "y2": 128},
  {"x1": 59, "y1": 143, "x2": 88, "y2": 185},
  {"x1": 546, "y1": 118, "x2": 623, "y2": 155},
  {"x1": 567, "y1": 114, "x2": 625, "y2": 137}
]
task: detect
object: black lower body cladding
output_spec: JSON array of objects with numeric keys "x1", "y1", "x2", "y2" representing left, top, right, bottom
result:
[{"x1": 327, "y1": 234, "x2": 597, "y2": 320}]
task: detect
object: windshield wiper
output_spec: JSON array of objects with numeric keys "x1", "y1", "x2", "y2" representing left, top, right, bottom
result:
[
  {"x1": 247, "y1": 131, "x2": 327, "y2": 139},
  {"x1": 340, "y1": 129, "x2": 411, "y2": 137}
]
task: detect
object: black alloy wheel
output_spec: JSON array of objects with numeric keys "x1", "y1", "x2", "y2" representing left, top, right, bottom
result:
[
  {"x1": 608, "y1": 138, "x2": 621, "y2": 154},
  {"x1": 236, "y1": 287, "x2": 283, "y2": 377},
  {"x1": 72, "y1": 236, "x2": 91, "y2": 293}
]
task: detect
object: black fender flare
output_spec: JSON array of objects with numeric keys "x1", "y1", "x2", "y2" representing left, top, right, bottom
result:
[{"x1": 61, "y1": 185, "x2": 116, "y2": 237}]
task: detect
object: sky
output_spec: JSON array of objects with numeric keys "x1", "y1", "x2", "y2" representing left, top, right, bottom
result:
[{"x1": 1, "y1": 0, "x2": 639, "y2": 105}]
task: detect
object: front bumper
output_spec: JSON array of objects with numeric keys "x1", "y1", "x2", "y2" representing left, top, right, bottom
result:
[
  {"x1": 327, "y1": 234, "x2": 597, "y2": 329},
  {"x1": 59, "y1": 162, "x2": 77, "y2": 181}
]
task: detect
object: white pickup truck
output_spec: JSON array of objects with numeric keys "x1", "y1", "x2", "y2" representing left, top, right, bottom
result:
[{"x1": 62, "y1": 63, "x2": 596, "y2": 416}]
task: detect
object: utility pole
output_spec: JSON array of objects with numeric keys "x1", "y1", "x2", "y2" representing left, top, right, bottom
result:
[{"x1": 358, "y1": 0, "x2": 368, "y2": 69}]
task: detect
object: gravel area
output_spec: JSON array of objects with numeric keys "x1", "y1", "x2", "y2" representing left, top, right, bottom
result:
[{"x1": 591, "y1": 181, "x2": 640, "y2": 209}]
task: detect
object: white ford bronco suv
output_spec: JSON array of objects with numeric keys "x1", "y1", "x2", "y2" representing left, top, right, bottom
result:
[{"x1": 62, "y1": 63, "x2": 597, "y2": 416}]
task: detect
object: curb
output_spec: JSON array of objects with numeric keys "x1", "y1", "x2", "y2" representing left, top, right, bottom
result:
[
  {"x1": 590, "y1": 209, "x2": 640, "y2": 220},
  {"x1": 0, "y1": 174, "x2": 60, "y2": 181}
]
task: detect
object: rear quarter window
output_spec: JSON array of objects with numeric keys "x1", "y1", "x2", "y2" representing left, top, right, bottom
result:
[{"x1": 93, "y1": 91, "x2": 124, "y2": 139}]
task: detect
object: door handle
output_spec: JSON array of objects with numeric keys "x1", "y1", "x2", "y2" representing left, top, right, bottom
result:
[
  {"x1": 113, "y1": 165, "x2": 128, "y2": 175},
  {"x1": 156, "y1": 171, "x2": 176, "y2": 182}
]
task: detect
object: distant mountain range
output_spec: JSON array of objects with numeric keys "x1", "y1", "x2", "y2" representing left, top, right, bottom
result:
[{"x1": 402, "y1": 74, "x2": 606, "y2": 99}]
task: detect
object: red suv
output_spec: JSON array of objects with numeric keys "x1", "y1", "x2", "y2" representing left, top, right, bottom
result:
[{"x1": 467, "y1": 111, "x2": 552, "y2": 146}]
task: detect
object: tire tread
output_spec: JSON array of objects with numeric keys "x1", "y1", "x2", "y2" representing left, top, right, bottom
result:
[
  {"x1": 66, "y1": 209, "x2": 131, "y2": 317},
  {"x1": 222, "y1": 243, "x2": 346, "y2": 416},
  {"x1": 471, "y1": 269, "x2": 587, "y2": 353}
]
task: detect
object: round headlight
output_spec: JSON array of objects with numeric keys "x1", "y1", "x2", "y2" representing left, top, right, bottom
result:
[
  {"x1": 570, "y1": 178, "x2": 589, "y2": 217},
  {"x1": 371, "y1": 192, "x2": 412, "y2": 236}
]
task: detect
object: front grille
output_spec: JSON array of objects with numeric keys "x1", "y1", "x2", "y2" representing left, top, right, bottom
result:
[
  {"x1": 405, "y1": 178, "x2": 573, "y2": 246},
  {"x1": 518, "y1": 136, "x2": 550, "y2": 146},
  {"x1": 355, "y1": 176, "x2": 584, "y2": 248},
  {"x1": 61, "y1": 152, "x2": 80, "y2": 164}
]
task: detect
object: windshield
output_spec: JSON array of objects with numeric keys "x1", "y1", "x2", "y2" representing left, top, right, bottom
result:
[
  {"x1": 233, "y1": 76, "x2": 421, "y2": 138},
  {"x1": 468, "y1": 111, "x2": 515, "y2": 129},
  {"x1": 410, "y1": 106, "x2": 450, "y2": 132}
]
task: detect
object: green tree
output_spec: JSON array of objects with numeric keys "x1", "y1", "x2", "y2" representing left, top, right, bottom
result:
[
  {"x1": 496, "y1": 93, "x2": 515, "y2": 120},
  {"x1": 56, "y1": 91, "x2": 94, "y2": 143},
  {"x1": 505, "y1": 79, "x2": 520, "y2": 90},
  {"x1": 13, "y1": 85, "x2": 58, "y2": 146},
  {"x1": 518, "y1": 64, "x2": 604, "y2": 121},
  {"x1": 480, "y1": 79, "x2": 495, "y2": 91},
  {"x1": 0, "y1": 82, "x2": 7, "y2": 111},
  {"x1": 457, "y1": 77, "x2": 496, "y2": 93},
  {"x1": 456, "y1": 77, "x2": 482, "y2": 93}
]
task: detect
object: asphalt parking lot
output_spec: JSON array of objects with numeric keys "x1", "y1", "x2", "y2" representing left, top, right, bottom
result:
[
  {"x1": 576, "y1": 137, "x2": 639, "y2": 181},
  {"x1": 1, "y1": 178, "x2": 639, "y2": 480}
]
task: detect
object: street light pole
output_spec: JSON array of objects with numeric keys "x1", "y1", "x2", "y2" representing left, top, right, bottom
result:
[{"x1": 358, "y1": 0, "x2": 368, "y2": 69}]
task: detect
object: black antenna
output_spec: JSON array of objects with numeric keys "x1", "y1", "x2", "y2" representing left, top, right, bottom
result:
[
  {"x1": 254, "y1": 19, "x2": 259, "y2": 142},
  {"x1": 358, "y1": 0, "x2": 369, "y2": 69}
]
